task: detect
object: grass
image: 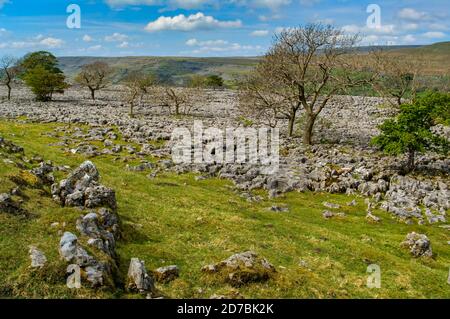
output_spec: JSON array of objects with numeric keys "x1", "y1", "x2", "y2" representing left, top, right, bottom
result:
[{"x1": 0, "y1": 119, "x2": 449, "y2": 299}]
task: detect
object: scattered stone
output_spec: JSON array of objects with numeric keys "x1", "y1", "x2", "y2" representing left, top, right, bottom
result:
[
  {"x1": 347, "y1": 199, "x2": 357, "y2": 206},
  {"x1": 51, "y1": 161, "x2": 116, "y2": 210},
  {"x1": 366, "y1": 211, "x2": 381, "y2": 223},
  {"x1": 201, "y1": 251, "x2": 275, "y2": 287},
  {"x1": 401, "y1": 232, "x2": 433, "y2": 258},
  {"x1": 322, "y1": 210, "x2": 334, "y2": 219},
  {"x1": 154, "y1": 265, "x2": 180, "y2": 283},
  {"x1": 127, "y1": 258, "x2": 155, "y2": 293},
  {"x1": 29, "y1": 246, "x2": 47, "y2": 268},
  {"x1": 323, "y1": 202, "x2": 341, "y2": 209},
  {"x1": 0, "y1": 193, "x2": 25, "y2": 215},
  {"x1": 268, "y1": 206, "x2": 289, "y2": 213}
]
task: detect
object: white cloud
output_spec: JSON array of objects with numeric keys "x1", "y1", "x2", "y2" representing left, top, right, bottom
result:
[
  {"x1": 83, "y1": 35, "x2": 93, "y2": 42},
  {"x1": 145, "y1": 12, "x2": 242, "y2": 32},
  {"x1": 184, "y1": 37, "x2": 262, "y2": 55},
  {"x1": 6, "y1": 36, "x2": 65, "y2": 49},
  {"x1": 118, "y1": 41, "x2": 129, "y2": 48},
  {"x1": 398, "y1": 8, "x2": 427, "y2": 21},
  {"x1": 422, "y1": 31, "x2": 446, "y2": 38},
  {"x1": 342, "y1": 24, "x2": 396, "y2": 35},
  {"x1": 402, "y1": 23, "x2": 419, "y2": 31},
  {"x1": 428, "y1": 23, "x2": 449, "y2": 31},
  {"x1": 186, "y1": 38, "x2": 229, "y2": 46},
  {"x1": 402, "y1": 34, "x2": 417, "y2": 43},
  {"x1": 251, "y1": 30, "x2": 270, "y2": 37},
  {"x1": 104, "y1": 32, "x2": 129, "y2": 42},
  {"x1": 39, "y1": 37, "x2": 64, "y2": 48}
]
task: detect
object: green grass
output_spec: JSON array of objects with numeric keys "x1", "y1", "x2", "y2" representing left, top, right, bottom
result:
[{"x1": 0, "y1": 119, "x2": 449, "y2": 299}]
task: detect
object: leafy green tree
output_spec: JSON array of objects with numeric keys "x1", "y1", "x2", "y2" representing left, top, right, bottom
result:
[
  {"x1": 20, "y1": 51, "x2": 68, "y2": 101},
  {"x1": 205, "y1": 75, "x2": 224, "y2": 90},
  {"x1": 20, "y1": 51, "x2": 62, "y2": 75},
  {"x1": 188, "y1": 74, "x2": 207, "y2": 88},
  {"x1": 23, "y1": 65, "x2": 68, "y2": 101},
  {"x1": 372, "y1": 92, "x2": 450, "y2": 173}
]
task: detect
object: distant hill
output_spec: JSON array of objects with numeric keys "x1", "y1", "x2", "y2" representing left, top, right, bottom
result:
[
  {"x1": 58, "y1": 56, "x2": 259, "y2": 85},
  {"x1": 387, "y1": 42, "x2": 450, "y2": 75},
  {"x1": 57, "y1": 43, "x2": 449, "y2": 85}
]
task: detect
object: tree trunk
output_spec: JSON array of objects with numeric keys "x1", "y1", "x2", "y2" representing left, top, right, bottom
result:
[
  {"x1": 287, "y1": 113, "x2": 296, "y2": 137},
  {"x1": 90, "y1": 88, "x2": 96, "y2": 100},
  {"x1": 130, "y1": 103, "x2": 134, "y2": 118},
  {"x1": 7, "y1": 84, "x2": 11, "y2": 100},
  {"x1": 406, "y1": 149, "x2": 415, "y2": 173},
  {"x1": 303, "y1": 113, "x2": 317, "y2": 145}
]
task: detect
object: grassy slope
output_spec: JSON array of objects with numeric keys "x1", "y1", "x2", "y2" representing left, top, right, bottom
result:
[{"x1": 0, "y1": 119, "x2": 449, "y2": 299}]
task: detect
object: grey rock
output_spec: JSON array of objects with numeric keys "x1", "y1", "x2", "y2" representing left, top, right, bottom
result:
[
  {"x1": 401, "y1": 232, "x2": 433, "y2": 258},
  {"x1": 29, "y1": 246, "x2": 47, "y2": 268},
  {"x1": 127, "y1": 258, "x2": 155, "y2": 293},
  {"x1": 154, "y1": 265, "x2": 179, "y2": 283}
]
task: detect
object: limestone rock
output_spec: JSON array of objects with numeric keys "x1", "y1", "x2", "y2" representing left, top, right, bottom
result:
[
  {"x1": 51, "y1": 161, "x2": 116, "y2": 210},
  {"x1": 401, "y1": 232, "x2": 433, "y2": 258},
  {"x1": 127, "y1": 258, "x2": 155, "y2": 293},
  {"x1": 29, "y1": 246, "x2": 47, "y2": 268},
  {"x1": 154, "y1": 265, "x2": 179, "y2": 283},
  {"x1": 201, "y1": 251, "x2": 275, "y2": 287}
]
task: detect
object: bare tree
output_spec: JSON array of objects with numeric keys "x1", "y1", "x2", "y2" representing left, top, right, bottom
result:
[
  {"x1": 240, "y1": 24, "x2": 374, "y2": 144},
  {"x1": 371, "y1": 51, "x2": 421, "y2": 107},
  {"x1": 156, "y1": 86, "x2": 201, "y2": 116},
  {"x1": 75, "y1": 61, "x2": 112, "y2": 100},
  {"x1": 0, "y1": 55, "x2": 19, "y2": 100},
  {"x1": 123, "y1": 72, "x2": 156, "y2": 117}
]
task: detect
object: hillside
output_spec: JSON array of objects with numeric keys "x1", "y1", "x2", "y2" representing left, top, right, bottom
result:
[
  {"x1": 57, "y1": 43, "x2": 449, "y2": 86},
  {"x1": 58, "y1": 56, "x2": 259, "y2": 85},
  {"x1": 387, "y1": 42, "x2": 450, "y2": 75}
]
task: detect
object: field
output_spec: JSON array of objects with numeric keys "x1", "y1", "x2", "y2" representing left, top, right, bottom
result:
[{"x1": 1, "y1": 119, "x2": 449, "y2": 299}]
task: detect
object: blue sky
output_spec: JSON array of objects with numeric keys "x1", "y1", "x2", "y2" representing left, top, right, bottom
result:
[{"x1": 0, "y1": 0, "x2": 448, "y2": 57}]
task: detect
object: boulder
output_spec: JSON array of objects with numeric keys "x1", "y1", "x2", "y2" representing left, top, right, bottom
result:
[
  {"x1": 401, "y1": 232, "x2": 433, "y2": 258},
  {"x1": 154, "y1": 265, "x2": 179, "y2": 283},
  {"x1": 51, "y1": 161, "x2": 116, "y2": 210},
  {"x1": 59, "y1": 232, "x2": 110, "y2": 287},
  {"x1": 0, "y1": 193, "x2": 22, "y2": 215},
  {"x1": 29, "y1": 246, "x2": 47, "y2": 268},
  {"x1": 366, "y1": 211, "x2": 381, "y2": 223},
  {"x1": 201, "y1": 251, "x2": 275, "y2": 287},
  {"x1": 127, "y1": 258, "x2": 155, "y2": 293},
  {"x1": 59, "y1": 232, "x2": 94, "y2": 266}
]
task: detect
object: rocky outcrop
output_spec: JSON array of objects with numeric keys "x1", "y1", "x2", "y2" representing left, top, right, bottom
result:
[
  {"x1": 76, "y1": 208, "x2": 119, "y2": 257},
  {"x1": 154, "y1": 265, "x2": 179, "y2": 283},
  {"x1": 202, "y1": 251, "x2": 276, "y2": 287},
  {"x1": 401, "y1": 232, "x2": 433, "y2": 258},
  {"x1": 127, "y1": 258, "x2": 155, "y2": 293},
  {"x1": 51, "y1": 161, "x2": 116, "y2": 210},
  {"x1": 29, "y1": 246, "x2": 47, "y2": 269},
  {"x1": 59, "y1": 232, "x2": 112, "y2": 288},
  {"x1": 0, "y1": 193, "x2": 25, "y2": 216},
  {"x1": 0, "y1": 136, "x2": 24, "y2": 154}
]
